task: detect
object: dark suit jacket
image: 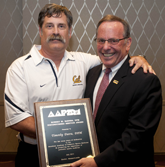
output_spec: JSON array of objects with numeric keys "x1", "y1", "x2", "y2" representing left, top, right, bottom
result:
[{"x1": 84, "y1": 56, "x2": 162, "y2": 167}]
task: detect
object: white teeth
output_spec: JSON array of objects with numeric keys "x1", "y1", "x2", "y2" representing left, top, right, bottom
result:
[{"x1": 104, "y1": 54, "x2": 113, "y2": 57}]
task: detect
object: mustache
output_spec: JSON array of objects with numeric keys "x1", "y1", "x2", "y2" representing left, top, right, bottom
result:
[{"x1": 47, "y1": 34, "x2": 66, "y2": 44}]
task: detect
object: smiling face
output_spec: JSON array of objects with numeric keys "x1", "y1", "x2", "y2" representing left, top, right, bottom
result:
[
  {"x1": 39, "y1": 12, "x2": 71, "y2": 56},
  {"x1": 96, "y1": 21, "x2": 132, "y2": 68}
]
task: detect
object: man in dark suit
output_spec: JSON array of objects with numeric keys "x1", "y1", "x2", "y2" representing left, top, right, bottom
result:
[{"x1": 71, "y1": 15, "x2": 162, "y2": 167}]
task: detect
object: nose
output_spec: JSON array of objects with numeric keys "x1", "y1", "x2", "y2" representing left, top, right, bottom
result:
[
  {"x1": 103, "y1": 41, "x2": 111, "y2": 50},
  {"x1": 53, "y1": 26, "x2": 59, "y2": 34}
]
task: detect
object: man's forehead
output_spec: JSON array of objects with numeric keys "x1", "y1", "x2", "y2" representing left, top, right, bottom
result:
[
  {"x1": 44, "y1": 12, "x2": 66, "y2": 19},
  {"x1": 98, "y1": 21, "x2": 124, "y2": 35},
  {"x1": 44, "y1": 13, "x2": 67, "y2": 23},
  {"x1": 51, "y1": 13, "x2": 63, "y2": 18},
  {"x1": 100, "y1": 21, "x2": 123, "y2": 28}
]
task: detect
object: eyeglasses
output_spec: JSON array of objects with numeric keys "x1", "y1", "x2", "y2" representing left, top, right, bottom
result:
[{"x1": 94, "y1": 37, "x2": 129, "y2": 45}]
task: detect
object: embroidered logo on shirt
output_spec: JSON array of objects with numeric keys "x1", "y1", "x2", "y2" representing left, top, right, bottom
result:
[
  {"x1": 40, "y1": 84, "x2": 46, "y2": 87},
  {"x1": 73, "y1": 75, "x2": 82, "y2": 83}
]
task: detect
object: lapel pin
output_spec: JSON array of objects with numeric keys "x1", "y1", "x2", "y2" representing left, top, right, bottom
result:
[{"x1": 113, "y1": 80, "x2": 119, "y2": 84}]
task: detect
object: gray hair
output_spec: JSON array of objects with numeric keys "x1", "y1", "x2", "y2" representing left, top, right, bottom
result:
[{"x1": 96, "y1": 15, "x2": 130, "y2": 38}]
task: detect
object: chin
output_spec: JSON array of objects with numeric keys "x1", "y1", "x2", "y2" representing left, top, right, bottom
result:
[{"x1": 102, "y1": 60, "x2": 114, "y2": 68}]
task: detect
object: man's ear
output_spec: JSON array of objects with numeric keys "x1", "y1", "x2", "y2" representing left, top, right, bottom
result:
[
  {"x1": 126, "y1": 37, "x2": 132, "y2": 52},
  {"x1": 39, "y1": 27, "x2": 42, "y2": 37},
  {"x1": 68, "y1": 28, "x2": 72, "y2": 38}
]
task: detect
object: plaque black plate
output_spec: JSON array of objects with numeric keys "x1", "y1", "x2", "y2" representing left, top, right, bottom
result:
[{"x1": 34, "y1": 98, "x2": 99, "y2": 167}]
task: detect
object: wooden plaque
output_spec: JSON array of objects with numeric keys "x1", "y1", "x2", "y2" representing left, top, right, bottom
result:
[{"x1": 34, "y1": 98, "x2": 99, "y2": 167}]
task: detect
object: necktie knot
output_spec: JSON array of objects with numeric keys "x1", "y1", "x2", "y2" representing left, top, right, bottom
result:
[{"x1": 105, "y1": 68, "x2": 111, "y2": 74}]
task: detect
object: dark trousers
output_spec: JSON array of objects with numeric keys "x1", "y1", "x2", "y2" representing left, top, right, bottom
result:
[{"x1": 15, "y1": 141, "x2": 40, "y2": 167}]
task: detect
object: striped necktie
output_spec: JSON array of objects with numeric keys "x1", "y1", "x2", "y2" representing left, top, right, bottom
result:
[{"x1": 93, "y1": 68, "x2": 111, "y2": 120}]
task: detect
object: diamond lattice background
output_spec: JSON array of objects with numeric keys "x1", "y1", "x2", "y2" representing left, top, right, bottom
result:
[
  {"x1": 0, "y1": 0, "x2": 22, "y2": 152},
  {"x1": 23, "y1": 0, "x2": 165, "y2": 99},
  {"x1": 0, "y1": 0, "x2": 165, "y2": 152}
]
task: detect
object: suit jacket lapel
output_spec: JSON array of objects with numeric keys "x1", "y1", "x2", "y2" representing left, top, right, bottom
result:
[{"x1": 95, "y1": 57, "x2": 130, "y2": 125}]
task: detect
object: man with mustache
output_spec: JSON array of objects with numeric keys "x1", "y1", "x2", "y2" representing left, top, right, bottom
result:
[
  {"x1": 71, "y1": 15, "x2": 162, "y2": 167},
  {"x1": 47, "y1": 34, "x2": 66, "y2": 43},
  {"x1": 4, "y1": 4, "x2": 154, "y2": 167}
]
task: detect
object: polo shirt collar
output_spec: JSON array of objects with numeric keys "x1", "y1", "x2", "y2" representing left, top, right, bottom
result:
[
  {"x1": 64, "y1": 50, "x2": 75, "y2": 61},
  {"x1": 29, "y1": 45, "x2": 44, "y2": 66},
  {"x1": 29, "y1": 45, "x2": 75, "y2": 66}
]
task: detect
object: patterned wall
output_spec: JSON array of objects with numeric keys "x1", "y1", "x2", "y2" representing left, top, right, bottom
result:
[
  {"x1": 0, "y1": 0, "x2": 23, "y2": 102},
  {"x1": 23, "y1": 0, "x2": 165, "y2": 98},
  {"x1": 0, "y1": 0, "x2": 22, "y2": 152},
  {"x1": 0, "y1": 0, "x2": 165, "y2": 153},
  {"x1": 154, "y1": 105, "x2": 165, "y2": 153}
]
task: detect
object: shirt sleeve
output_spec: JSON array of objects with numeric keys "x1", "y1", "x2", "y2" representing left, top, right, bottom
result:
[
  {"x1": 70, "y1": 52, "x2": 101, "y2": 70},
  {"x1": 4, "y1": 60, "x2": 32, "y2": 127}
]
